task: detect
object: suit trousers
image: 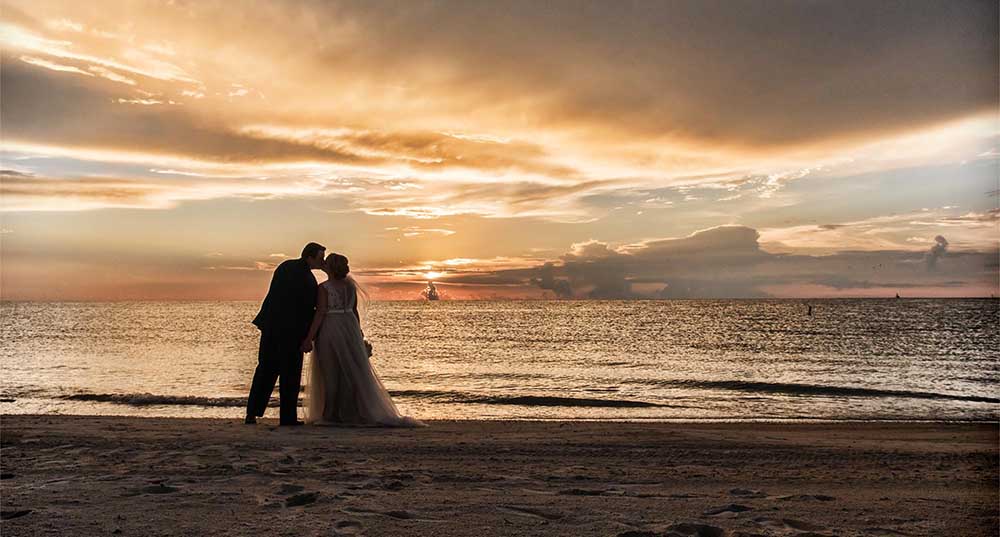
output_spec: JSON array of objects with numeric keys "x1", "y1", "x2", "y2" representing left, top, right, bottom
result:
[{"x1": 246, "y1": 329, "x2": 303, "y2": 424}]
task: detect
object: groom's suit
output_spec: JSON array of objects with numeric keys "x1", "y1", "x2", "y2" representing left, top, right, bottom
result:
[{"x1": 246, "y1": 258, "x2": 318, "y2": 424}]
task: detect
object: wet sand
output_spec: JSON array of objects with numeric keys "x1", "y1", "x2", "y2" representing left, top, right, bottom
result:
[{"x1": 1, "y1": 416, "x2": 996, "y2": 536}]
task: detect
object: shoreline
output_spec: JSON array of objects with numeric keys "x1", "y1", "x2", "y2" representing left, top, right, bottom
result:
[
  {"x1": 4, "y1": 412, "x2": 1000, "y2": 424},
  {"x1": 3, "y1": 297, "x2": 998, "y2": 302},
  {"x1": 2, "y1": 415, "x2": 997, "y2": 536}
]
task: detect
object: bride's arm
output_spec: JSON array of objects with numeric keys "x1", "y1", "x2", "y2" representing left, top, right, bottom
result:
[
  {"x1": 351, "y1": 289, "x2": 363, "y2": 337},
  {"x1": 300, "y1": 286, "x2": 327, "y2": 353},
  {"x1": 351, "y1": 282, "x2": 365, "y2": 332}
]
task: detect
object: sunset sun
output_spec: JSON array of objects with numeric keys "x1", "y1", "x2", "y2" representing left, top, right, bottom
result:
[{"x1": 422, "y1": 271, "x2": 445, "y2": 281}]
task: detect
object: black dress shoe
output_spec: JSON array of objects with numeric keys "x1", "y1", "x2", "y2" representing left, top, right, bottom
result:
[
  {"x1": 244, "y1": 415, "x2": 257, "y2": 425},
  {"x1": 279, "y1": 420, "x2": 305, "y2": 427}
]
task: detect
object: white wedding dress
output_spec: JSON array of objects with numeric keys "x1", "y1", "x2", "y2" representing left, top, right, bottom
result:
[{"x1": 303, "y1": 278, "x2": 424, "y2": 427}]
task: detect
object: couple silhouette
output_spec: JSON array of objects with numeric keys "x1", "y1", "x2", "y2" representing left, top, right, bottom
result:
[{"x1": 244, "y1": 242, "x2": 422, "y2": 428}]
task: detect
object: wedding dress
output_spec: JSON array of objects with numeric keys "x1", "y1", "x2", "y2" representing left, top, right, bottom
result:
[{"x1": 303, "y1": 278, "x2": 424, "y2": 427}]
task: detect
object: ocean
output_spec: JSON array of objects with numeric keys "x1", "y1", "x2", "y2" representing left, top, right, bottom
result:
[{"x1": 1, "y1": 299, "x2": 997, "y2": 421}]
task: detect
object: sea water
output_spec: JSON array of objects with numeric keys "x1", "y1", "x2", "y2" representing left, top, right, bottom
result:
[{"x1": 1, "y1": 299, "x2": 997, "y2": 421}]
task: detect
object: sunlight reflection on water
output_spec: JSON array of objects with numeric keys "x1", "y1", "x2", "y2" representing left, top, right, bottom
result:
[{"x1": 1, "y1": 299, "x2": 997, "y2": 421}]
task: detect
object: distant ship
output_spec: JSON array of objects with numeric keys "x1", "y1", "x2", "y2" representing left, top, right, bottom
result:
[{"x1": 423, "y1": 281, "x2": 440, "y2": 301}]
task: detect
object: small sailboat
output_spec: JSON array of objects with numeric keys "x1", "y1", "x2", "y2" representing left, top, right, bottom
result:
[{"x1": 423, "y1": 281, "x2": 440, "y2": 301}]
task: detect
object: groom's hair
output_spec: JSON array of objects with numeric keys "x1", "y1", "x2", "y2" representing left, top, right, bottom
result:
[{"x1": 301, "y1": 242, "x2": 326, "y2": 259}]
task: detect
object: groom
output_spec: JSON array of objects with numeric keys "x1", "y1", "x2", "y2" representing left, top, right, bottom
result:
[{"x1": 245, "y1": 242, "x2": 325, "y2": 426}]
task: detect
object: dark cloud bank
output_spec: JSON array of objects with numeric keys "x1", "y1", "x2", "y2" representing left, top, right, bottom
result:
[
  {"x1": 5, "y1": 0, "x2": 998, "y2": 159},
  {"x1": 474, "y1": 226, "x2": 997, "y2": 298},
  {"x1": 325, "y1": 0, "x2": 998, "y2": 146}
]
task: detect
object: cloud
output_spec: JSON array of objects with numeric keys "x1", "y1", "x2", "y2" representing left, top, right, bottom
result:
[
  {"x1": 0, "y1": 1, "x2": 995, "y2": 227},
  {"x1": 292, "y1": 0, "x2": 997, "y2": 148},
  {"x1": 2, "y1": 1, "x2": 996, "y2": 192},
  {"x1": 18, "y1": 54, "x2": 93, "y2": 76},
  {"x1": 369, "y1": 222, "x2": 994, "y2": 299},
  {"x1": 532, "y1": 262, "x2": 572, "y2": 298},
  {"x1": 0, "y1": 169, "x2": 321, "y2": 211},
  {"x1": 531, "y1": 226, "x2": 770, "y2": 298},
  {"x1": 0, "y1": 170, "x2": 173, "y2": 210},
  {"x1": 392, "y1": 227, "x2": 456, "y2": 238},
  {"x1": 2, "y1": 8, "x2": 200, "y2": 84},
  {"x1": 926, "y1": 235, "x2": 949, "y2": 271},
  {"x1": 760, "y1": 208, "x2": 1000, "y2": 253},
  {"x1": 939, "y1": 209, "x2": 1000, "y2": 224},
  {"x1": 566, "y1": 239, "x2": 621, "y2": 259},
  {"x1": 204, "y1": 260, "x2": 277, "y2": 271},
  {"x1": 2, "y1": 55, "x2": 586, "y2": 187},
  {"x1": 239, "y1": 125, "x2": 575, "y2": 176},
  {"x1": 87, "y1": 65, "x2": 136, "y2": 85},
  {"x1": 516, "y1": 225, "x2": 995, "y2": 298},
  {"x1": 0, "y1": 58, "x2": 378, "y2": 166}
]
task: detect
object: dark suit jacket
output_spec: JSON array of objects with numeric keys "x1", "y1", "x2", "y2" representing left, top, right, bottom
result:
[{"x1": 252, "y1": 258, "x2": 318, "y2": 343}]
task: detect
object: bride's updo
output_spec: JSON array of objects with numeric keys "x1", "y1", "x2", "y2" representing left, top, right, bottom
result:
[{"x1": 325, "y1": 253, "x2": 350, "y2": 280}]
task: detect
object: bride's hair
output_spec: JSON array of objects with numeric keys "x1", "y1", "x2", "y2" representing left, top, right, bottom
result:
[
  {"x1": 322, "y1": 253, "x2": 370, "y2": 331},
  {"x1": 326, "y1": 253, "x2": 350, "y2": 280}
]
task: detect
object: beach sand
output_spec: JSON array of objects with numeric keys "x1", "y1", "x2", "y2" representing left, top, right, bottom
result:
[{"x1": 1, "y1": 416, "x2": 996, "y2": 536}]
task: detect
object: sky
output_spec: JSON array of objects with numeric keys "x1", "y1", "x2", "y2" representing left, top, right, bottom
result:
[{"x1": 1, "y1": 0, "x2": 998, "y2": 300}]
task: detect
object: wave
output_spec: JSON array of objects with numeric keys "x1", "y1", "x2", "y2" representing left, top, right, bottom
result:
[
  {"x1": 60, "y1": 393, "x2": 255, "y2": 407},
  {"x1": 467, "y1": 395, "x2": 662, "y2": 408},
  {"x1": 58, "y1": 378, "x2": 998, "y2": 411},
  {"x1": 60, "y1": 390, "x2": 666, "y2": 409},
  {"x1": 390, "y1": 390, "x2": 665, "y2": 408},
  {"x1": 647, "y1": 379, "x2": 1000, "y2": 404}
]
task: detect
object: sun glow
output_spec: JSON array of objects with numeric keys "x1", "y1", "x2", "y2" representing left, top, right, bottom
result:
[{"x1": 423, "y1": 271, "x2": 446, "y2": 281}]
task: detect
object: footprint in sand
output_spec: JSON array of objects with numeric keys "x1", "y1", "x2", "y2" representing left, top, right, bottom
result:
[
  {"x1": 774, "y1": 494, "x2": 836, "y2": 502},
  {"x1": 498, "y1": 506, "x2": 564, "y2": 521},
  {"x1": 381, "y1": 480, "x2": 406, "y2": 491},
  {"x1": 383, "y1": 510, "x2": 418, "y2": 520},
  {"x1": 862, "y1": 528, "x2": 911, "y2": 536},
  {"x1": 704, "y1": 504, "x2": 753, "y2": 517},
  {"x1": 753, "y1": 517, "x2": 828, "y2": 533},
  {"x1": 519, "y1": 488, "x2": 557, "y2": 495},
  {"x1": 1, "y1": 510, "x2": 32, "y2": 520},
  {"x1": 278, "y1": 483, "x2": 305, "y2": 495},
  {"x1": 139, "y1": 484, "x2": 179, "y2": 494},
  {"x1": 662, "y1": 522, "x2": 727, "y2": 537},
  {"x1": 343, "y1": 507, "x2": 440, "y2": 522},
  {"x1": 285, "y1": 492, "x2": 319, "y2": 507},
  {"x1": 332, "y1": 519, "x2": 364, "y2": 535},
  {"x1": 558, "y1": 488, "x2": 607, "y2": 496},
  {"x1": 729, "y1": 488, "x2": 766, "y2": 498}
]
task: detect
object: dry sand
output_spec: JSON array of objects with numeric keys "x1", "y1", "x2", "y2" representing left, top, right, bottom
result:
[{"x1": 1, "y1": 416, "x2": 996, "y2": 536}]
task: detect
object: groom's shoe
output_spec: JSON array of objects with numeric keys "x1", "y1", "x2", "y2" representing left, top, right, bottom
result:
[
  {"x1": 244, "y1": 415, "x2": 257, "y2": 425},
  {"x1": 279, "y1": 420, "x2": 305, "y2": 427}
]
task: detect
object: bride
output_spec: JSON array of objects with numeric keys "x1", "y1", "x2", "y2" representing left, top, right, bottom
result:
[{"x1": 300, "y1": 253, "x2": 424, "y2": 427}]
